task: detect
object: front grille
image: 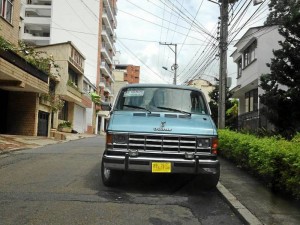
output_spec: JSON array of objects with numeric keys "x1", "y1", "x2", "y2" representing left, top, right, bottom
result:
[{"x1": 111, "y1": 133, "x2": 211, "y2": 153}]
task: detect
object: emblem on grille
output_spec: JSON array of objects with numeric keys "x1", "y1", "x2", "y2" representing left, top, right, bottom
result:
[{"x1": 154, "y1": 121, "x2": 172, "y2": 131}]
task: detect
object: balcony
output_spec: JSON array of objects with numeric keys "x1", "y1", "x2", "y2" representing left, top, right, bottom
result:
[
  {"x1": 24, "y1": 5, "x2": 51, "y2": 18},
  {"x1": 23, "y1": 16, "x2": 51, "y2": 25},
  {"x1": 64, "y1": 85, "x2": 82, "y2": 104},
  {"x1": 101, "y1": 43, "x2": 113, "y2": 64},
  {"x1": 99, "y1": 77, "x2": 105, "y2": 87},
  {"x1": 101, "y1": 25, "x2": 114, "y2": 48},
  {"x1": 103, "y1": 0, "x2": 117, "y2": 18},
  {"x1": 102, "y1": 9, "x2": 115, "y2": 33},
  {"x1": 69, "y1": 57, "x2": 84, "y2": 74},
  {"x1": 0, "y1": 49, "x2": 48, "y2": 83},
  {"x1": 0, "y1": 49, "x2": 48, "y2": 93},
  {"x1": 28, "y1": 0, "x2": 52, "y2": 5},
  {"x1": 104, "y1": 82, "x2": 112, "y2": 94},
  {"x1": 22, "y1": 23, "x2": 50, "y2": 45},
  {"x1": 100, "y1": 61, "x2": 114, "y2": 82}
]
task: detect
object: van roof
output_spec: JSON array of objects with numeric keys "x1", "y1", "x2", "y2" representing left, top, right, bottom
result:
[{"x1": 122, "y1": 83, "x2": 202, "y2": 92}]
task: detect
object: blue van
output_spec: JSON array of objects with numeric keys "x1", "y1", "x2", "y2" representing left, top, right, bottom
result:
[{"x1": 101, "y1": 84, "x2": 219, "y2": 188}]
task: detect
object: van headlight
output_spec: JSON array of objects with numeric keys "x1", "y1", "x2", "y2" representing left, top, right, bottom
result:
[
  {"x1": 113, "y1": 134, "x2": 128, "y2": 144},
  {"x1": 197, "y1": 138, "x2": 210, "y2": 148}
]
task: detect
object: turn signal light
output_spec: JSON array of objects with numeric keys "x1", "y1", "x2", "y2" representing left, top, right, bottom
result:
[
  {"x1": 211, "y1": 137, "x2": 218, "y2": 155},
  {"x1": 106, "y1": 133, "x2": 113, "y2": 144}
]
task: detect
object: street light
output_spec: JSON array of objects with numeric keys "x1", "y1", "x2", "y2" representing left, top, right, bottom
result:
[{"x1": 159, "y1": 42, "x2": 178, "y2": 85}]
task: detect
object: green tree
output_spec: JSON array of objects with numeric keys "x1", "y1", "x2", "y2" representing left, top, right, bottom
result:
[
  {"x1": 208, "y1": 85, "x2": 238, "y2": 129},
  {"x1": 259, "y1": 0, "x2": 300, "y2": 138}
]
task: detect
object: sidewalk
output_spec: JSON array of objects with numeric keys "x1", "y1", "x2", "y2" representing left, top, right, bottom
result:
[
  {"x1": 218, "y1": 157, "x2": 300, "y2": 225},
  {"x1": 0, "y1": 133, "x2": 95, "y2": 154},
  {"x1": 0, "y1": 134, "x2": 299, "y2": 225}
]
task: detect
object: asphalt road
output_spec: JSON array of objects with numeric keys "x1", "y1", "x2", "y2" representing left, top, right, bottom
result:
[{"x1": 0, "y1": 136, "x2": 243, "y2": 225}]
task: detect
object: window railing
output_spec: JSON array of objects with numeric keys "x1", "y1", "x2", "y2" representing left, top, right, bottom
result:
[{"x1": 238, "y1": 110, "x2": 259, "y2": 131}]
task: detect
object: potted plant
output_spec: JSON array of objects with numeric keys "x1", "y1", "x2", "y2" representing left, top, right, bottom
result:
[{"x1": 57, "y1": 121, "x2": 72, "y2": 133}]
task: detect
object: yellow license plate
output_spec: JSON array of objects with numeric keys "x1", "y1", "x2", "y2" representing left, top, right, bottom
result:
[{"x1": 152, "y1": 162, "x2": 171, "y2": 173}]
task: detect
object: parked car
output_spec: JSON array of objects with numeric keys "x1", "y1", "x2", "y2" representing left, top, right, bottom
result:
[{"x1": 101, "y1": 84, "x2": 219, "y2": 188}]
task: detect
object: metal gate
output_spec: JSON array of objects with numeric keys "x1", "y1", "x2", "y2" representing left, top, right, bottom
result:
[{"x1": 38, "y1": 111, "x2": 49, "y2": 136}]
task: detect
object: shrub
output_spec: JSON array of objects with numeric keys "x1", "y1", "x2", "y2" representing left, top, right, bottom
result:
[
  {"x1": 58, "y1": 121, "x2": 72, "y2": 129},
  {"x1": 218, "y1": 129, "x2": 300, "y2": 199}
]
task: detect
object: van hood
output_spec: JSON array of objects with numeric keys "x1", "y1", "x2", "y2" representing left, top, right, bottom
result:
[{"x1": 108, "y1": 112, "x2": 217, "y2": 136}]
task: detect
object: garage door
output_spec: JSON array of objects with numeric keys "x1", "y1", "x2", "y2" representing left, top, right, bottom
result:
[
  {"x1": 74, "y1": 105, "x2": 85, "y2": 133},
  {"x1": 38, "y1": 111, "x2": 49, "y2": 136}
]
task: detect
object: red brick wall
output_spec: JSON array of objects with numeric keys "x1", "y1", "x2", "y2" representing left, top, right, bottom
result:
[
  {"x1": 7, "y1": 92, "x2": 38, "y2": 135},
  {"x1": 125, "y1": 65, "x2": 140, "y2": 84}
]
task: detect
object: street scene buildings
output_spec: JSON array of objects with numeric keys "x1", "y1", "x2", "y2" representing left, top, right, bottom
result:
[
  {"x1": 0, "y1": 0, "x2": 142, "y2": 138},
  {"x1": 0, "y1": 0, "x2": 297, "y2": 136},
  {"x1": 1, "y1": 1, "x2": 300, "y2": 224},
  {"x1": 231, "y1": 25, "x2": 284, "y2": 131}
]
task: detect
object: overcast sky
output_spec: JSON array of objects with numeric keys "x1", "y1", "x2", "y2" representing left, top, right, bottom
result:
[{"x1": 115, "y1": 0, "x2": 270, "y2": 87}]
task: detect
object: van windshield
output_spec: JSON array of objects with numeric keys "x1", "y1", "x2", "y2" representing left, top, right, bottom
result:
[{"x1": 114, "y1": 87, "x2": 209, "y2": 115}]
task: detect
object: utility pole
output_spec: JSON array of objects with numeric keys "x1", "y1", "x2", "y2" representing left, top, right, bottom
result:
[
  {"x1": 210, "y1": 0, "x2": 262, "y2": 128},
  {"x1": 218, "y1": 0, "x2": 229, "y2": 129},
  {"x1": 159, "y1": 42, "x2": 178, "y2": 85}
]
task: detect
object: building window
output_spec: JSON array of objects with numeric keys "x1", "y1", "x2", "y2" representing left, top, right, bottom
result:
[
  {"x1": 0, "y1": 0, "x2": 13, "y2": 23},
  {"x1": 49, "y1": 79, "x2": 56, "y2": 95},
  {"x1": 237, "y1": 58, "x2": 242, "y2": 78},
  {"x1": 245, "y1": 89, "x2": 258, "y2": 113},
  {"x1": 68, "y1": 68, "x2": 78, "y2": 86},
  {"x1": 71, "y1": 47, "x2": 83, "y2": 68},
  {"x1": 58, "y1": 101, "x2": 68, "y2": 121},
  {"x1": 243, "y1": 40, "x2": 256, "y2": 67}
]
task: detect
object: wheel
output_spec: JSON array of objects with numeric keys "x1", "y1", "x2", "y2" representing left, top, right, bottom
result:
[
  {"x1": 199, "y1": 171, "x2": 220, "y2": 190},
  {"x1": 101, "y1": 160, "x2": 122, "y2": 186}
]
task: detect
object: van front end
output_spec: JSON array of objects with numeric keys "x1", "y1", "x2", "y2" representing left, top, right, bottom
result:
[
  {"x1": 103, "y1": 131, "x2": 219, "y2": 175},
  {"x1": 101, "y1": 84, "x2": 220, "y2": 188}
]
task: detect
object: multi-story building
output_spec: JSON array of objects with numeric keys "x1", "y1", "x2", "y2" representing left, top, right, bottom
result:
[
  {"x1": 112, "y1": 64, "x2": 140, "y2": 100},
  {"x1": 231, "y1": 25, "x2": 283, "y2": 131},
  {"x1": 35, "y1": 42, "x2": 93, "y2": 134},
  {"x1": 111, "y1": 67, "x2": 129, "y2": 103},
  {"x1": 19, "y1": 0, "x2": 118, "y2": 134},
  {"x1": 96, "y1": 0, "x2": 117, "y2": 134},
  {"x1": 20, "y1": 0, "x2": 52, "y2": 46},
  {"x1": 0, "y1": 0, "x2": 49, "y2": 136},
  {"x1": 115, "y1": 64, "x2": 140, "y2": 84}
]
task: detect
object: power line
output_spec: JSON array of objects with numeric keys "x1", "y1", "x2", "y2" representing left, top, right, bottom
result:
[
  {"x1": 178, "y1": 0, "x2": 204, "y2": 55},
  {"x1": 118, "y1": 9, "x2": 214, "y2": 44},
  {"x1": 117, "y1": 37, "x2": 214, "y2": 45},
  {"x1": 117, "y1": 40, "x2": 169, "y2": 83}
]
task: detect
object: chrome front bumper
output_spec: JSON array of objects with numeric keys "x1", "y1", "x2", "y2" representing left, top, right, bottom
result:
[{"x1": 102, "y1": 154, "x2": 220, "y2": 174}]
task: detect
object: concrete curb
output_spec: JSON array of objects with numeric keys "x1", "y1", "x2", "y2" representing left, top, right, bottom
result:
[{"x1": 217, "y1": 182, "x2": 263, "y2": 225}]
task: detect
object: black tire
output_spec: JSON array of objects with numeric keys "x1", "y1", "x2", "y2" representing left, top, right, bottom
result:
[
  {"x1": 101, "y1": 160, "x2": 122, "y2": 186},
  {"x1": 200, "y1": 171, "x2": 220, "y2": 190}
]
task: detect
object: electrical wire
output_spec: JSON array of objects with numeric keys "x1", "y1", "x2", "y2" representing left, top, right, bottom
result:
[
  {"x1": 117, "y1": 40, "x2": 169, "y2": 83},
  {"x1": 118, "y1": 9, "x2": 214, "y2": 44}
]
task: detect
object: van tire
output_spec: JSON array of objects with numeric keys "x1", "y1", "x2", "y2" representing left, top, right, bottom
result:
[
  {"x1": 200, "y1": 172, "x2": 220, "y2": 190},
  {"x1": 101, "y1": 160, "x2": 122, "y2": 186}
]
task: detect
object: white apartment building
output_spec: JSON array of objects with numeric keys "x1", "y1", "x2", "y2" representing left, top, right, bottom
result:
[{"x1": 231, "y1": 25, "x2": 283, "y2": 131}]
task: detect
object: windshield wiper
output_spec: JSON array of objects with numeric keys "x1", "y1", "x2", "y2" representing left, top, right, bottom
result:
[
  {"x1": 156, "y1": 106, "x2": 191, "y2": 116},
  {"x1": 123, "y1": 104, "x2": 152, "y2": 113}
]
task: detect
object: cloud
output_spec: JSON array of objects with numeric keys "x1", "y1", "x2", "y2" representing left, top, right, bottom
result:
[{"x1": 116, "y1": 0, "x2": 269, "y2": 87}]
